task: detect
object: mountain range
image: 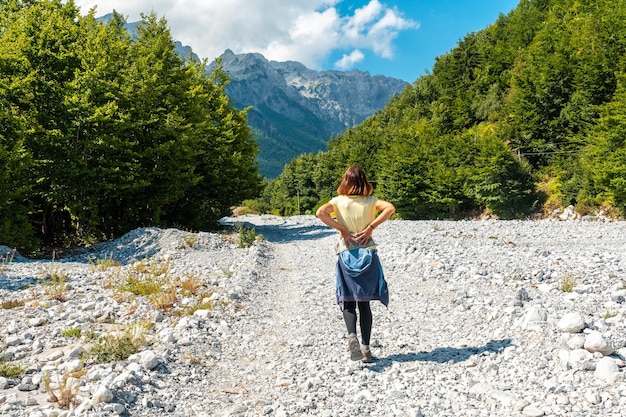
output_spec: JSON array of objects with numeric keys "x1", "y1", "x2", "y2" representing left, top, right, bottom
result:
[{"x1": 208, "y1": 50, "x2": 408, "y2": 178}]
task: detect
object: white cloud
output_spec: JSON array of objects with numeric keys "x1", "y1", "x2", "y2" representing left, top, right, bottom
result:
[
  {"x1": 334, "y1": 49, "x2": 365, "y2": 70},
  {"x1": 72, "y1": 0, "x2": 417, "y2": 70}
]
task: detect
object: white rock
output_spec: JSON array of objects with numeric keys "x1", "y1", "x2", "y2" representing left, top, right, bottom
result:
[
  {"x1": 557, "y1": 312, "x2": 585, "y2": 333},
  {"x1": 6, "y1": 321, "x2": 19, "y2": 334},
  {"x1": 522, "y1": 307, "x2": 547, "y2": 329},
  {"x1": 514, "y1": 399, "x2": 531, "y2": 411},
  {"x1": 28, "y1": 317, "x2": 46, "y2": 327},
  {"x1": 566, "y1": 334, "x2": 585, "y2": 350},
  {"x1": 126, "y1": 362, "x2": 142, "y2": 372},
  {"x1": 25, "y1": 396, "x2": 39, "y2": 406},
  {"x1": 92, "y1": 385, "x2": 114, "y2": 404},
  {"x1": 491, "y1": 389, "x2": 519, "y2": 406},
  {"x1": 193, "y1": 309, "x2": 211, "y2": 318},
  {"x1": 594, "y1": 357, "x2": 620, "y2": 382},
  {"x1": 568, "y1": 349, "x2": 593, "y2": 369},
  {"x1": 45, "y1": 350, "x2": 64, "y2": 362},
  {"x1": 3, "y1": 218, "x2": 626, "y2": 417},
  {"x1": 522, "y1": 403, "x2": 545, "y2": 416},
  {"x1": 103, "y1": 403, "x2": 126, "y2": 415},
  {"x1": 68, "y1": 345, "x2": 85, "y2": 359},
  {"x1": 584, "y1": 390, "x2": 601, "y2": 405},
  {"x1": 217, "y1": 322, "x2": 233, "y2": 336},
  {"x1": 63, "y1": 359, "x2": 82, "y2": 373},
  {"x1": 82, "y1": 302, "x2": 96, "y2": 311},
  {"x1": 584, "y1": 331, "x2": 614, "y2": 356},
  {"x1": 6, "y1": 336, "x2": 21, "y2": 346},
  {"x1": 139, "y1": 350, "x2": 159, "y2": 370},
  {"x1": 469, "y1": 382, "x2": 492, "y2": 396}
]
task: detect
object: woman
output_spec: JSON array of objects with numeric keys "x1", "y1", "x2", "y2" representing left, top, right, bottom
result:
[{"x1": 316, "y1": 165, "x2": 395, "y2": 363}]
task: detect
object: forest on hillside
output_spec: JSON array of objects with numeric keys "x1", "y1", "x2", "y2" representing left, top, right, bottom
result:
[
  {"x1": 255, "y1": 0, "x2": 626, "y2": 221},
  {"x1": 0, "y1": 0, "x2": 262, "y2": 252}
]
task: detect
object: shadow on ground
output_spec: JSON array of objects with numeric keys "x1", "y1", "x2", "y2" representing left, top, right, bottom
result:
[
  {"x1": 368, "y1": 339, "x2": 513, "y2": 372},
  {"x1": 222, "y1": 220, "x2": 336, "y2": 243}
]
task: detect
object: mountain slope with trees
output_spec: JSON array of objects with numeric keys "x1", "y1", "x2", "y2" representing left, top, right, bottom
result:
[
  {"x1": 0, "y1": 0, "x2": 262, "y2": 251},
  {"x1": 257, "y1": 0, "x2": 626, "y2": 220}
]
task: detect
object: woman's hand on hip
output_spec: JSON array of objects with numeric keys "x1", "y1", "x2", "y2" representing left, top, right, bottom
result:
[{"x1": 354, "y1": 226, "x2": 373, "y2": 243}]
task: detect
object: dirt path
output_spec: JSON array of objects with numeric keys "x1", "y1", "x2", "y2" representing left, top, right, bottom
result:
[{"x1": 193, "y1": 218, "x2": 351, "y2": 415}]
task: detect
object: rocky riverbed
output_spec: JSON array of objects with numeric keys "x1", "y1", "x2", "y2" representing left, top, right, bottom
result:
[{"x1": 1, "y1": 215, "x2": 626, "y2": 417}]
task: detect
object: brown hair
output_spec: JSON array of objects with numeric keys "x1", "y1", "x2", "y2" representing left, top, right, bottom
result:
[{"x1": 337, "y1": 165, "x2": 373, "y2": 196}]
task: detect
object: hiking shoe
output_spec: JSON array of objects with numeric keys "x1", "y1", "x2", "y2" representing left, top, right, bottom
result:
[
  {"x1": 348, "y1": 335, "x2": 363, "y2": 361},
  {"x1": 361, "y1": 349, "x2": 373, "y2": 363}
]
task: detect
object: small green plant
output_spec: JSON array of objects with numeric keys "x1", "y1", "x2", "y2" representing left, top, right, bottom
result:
[
  {"x1": 0, "y1": 359, "x2": 24, "y2": 378},
  {"x1": 179, "y1": 274, "x2": 202, "y2": 296},
  {"x1": 149, "y1": 285, "x2": 177, "y2": 311},
  {"x1": 85, "y1": 322, "x2": 152, "y2": 364},
  {"x1": 121, "y1": 272, "x2": 162, "y2": 296},
  {"x1": 61, "y1": 327, "x2": 82, "y2": 338},
  {"x1": 89, "y1": 252, "x2": 121, "y2": 271},
  {"x1": 43, "y1": 368, "x2": 82, "y2": 409},
  {"x1": 0, "y1": 299, "x2": 25, "y2": 309},
  {"x1": 81, "y1": 327, "x2": 96, "y2": 342},
  {"x1": 601, "y1": 309, "x2": 617, "y2": 319},
  {"x1": 41, "y1": 250, "x2": 70, "y2": 302},
  {"x1": 561, "y1": 273, "x2": 577, "y2": 293},
  {"x1": 132, "y1": 258, "x2": 170, "y2": 277},
  {"x1": 119, "y1": 262, "x2": 169, "y2": 296},
  {"x1": 220, "y1": 266, "x2": 233, "y2": 278},
  {"x1": 45, "y1": 272, "x2": 70, "y2": 302},
  {"x1": 182, "y1": 233, "x2": 198, "y2": 247},
  {"x1": 176, "y1": 299, "x2": 214, "y2": 317},
  {"x1": 236, "y1": 223, "x2": 257, "y2": 248}
]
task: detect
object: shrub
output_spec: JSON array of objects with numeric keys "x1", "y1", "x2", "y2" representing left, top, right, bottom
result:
[
  {"x1": 45, "y1": 272, "x2": 70, "y2": 302},
  {"x1": 0, "y1": 359, "x2": 24, "y2": 378},
  {"x1": 182, "y1": 233, "x2": 198, "y2": 247},
  {"x1": 0, "y1": 299, "x2": 25, "y2": 309},
  {"x1": 561, "y1": 273, "x2": 577, "y2": 292},
  {"x1": 85, "y1": 322, "x2": 151, "y2": 364},
  {"x1": 43, "y1": 369, "x2": 82, "y2": 409},
  {"x1": 61, "y1": 327, "x2": 82, "y2": 338},
  {"x1": 89, "y1": 252, "x2": 121, "y2": 271},
  {"x1": 236, "y1": 223, "x2": 257, "y2": 248}
]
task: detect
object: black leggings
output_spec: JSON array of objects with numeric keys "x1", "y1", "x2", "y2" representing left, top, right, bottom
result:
[{"x1": 342, "y1": 301, "x2": 372, "y2": 345}]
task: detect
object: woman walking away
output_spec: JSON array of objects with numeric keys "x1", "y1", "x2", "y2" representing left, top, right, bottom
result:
[{"x1": 316, "y1": 165, "x2": 395, "y2": 363}]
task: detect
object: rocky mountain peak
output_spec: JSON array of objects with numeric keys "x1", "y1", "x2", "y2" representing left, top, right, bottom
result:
[{"x1": 209, "y1": 50, "x2": 408, "y2": 177}]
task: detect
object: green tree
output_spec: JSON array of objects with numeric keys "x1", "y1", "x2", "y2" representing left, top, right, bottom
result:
[
  {"x1": 0, "y1": 0, "x2": 85, "y2": 242},
  {"x1": 577, "y1": 74, "x2": 626, "y2": 214},
  {"x1": 0, "y1": 1, "x2": 39, "y2": 251},
  {"x1": 168, "y1": 63, "x2": 263, "y2": 228},
  {"x1": 0, "y1": 1, "x2": 262, "y2": 246},
  {"x1": 0, "y1": 114, "x2": 36, "y2": 251},
  {"x1": 377, "y1": 121, "x2": 471, "y2": 219},
  {"x1": 463, "y1": 126, "x2": 537, "y2": 218}
]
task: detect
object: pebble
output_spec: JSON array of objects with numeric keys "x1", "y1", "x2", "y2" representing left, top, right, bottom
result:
[{"x1": 0, "y1": 217, "x2": 625, "y2": 416}]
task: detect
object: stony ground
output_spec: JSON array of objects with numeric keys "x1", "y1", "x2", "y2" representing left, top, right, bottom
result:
[{"x1": 1, "y1": 215, "x2": 626, "y2": 417}]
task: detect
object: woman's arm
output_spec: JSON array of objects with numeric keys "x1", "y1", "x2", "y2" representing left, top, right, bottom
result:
[
  {"x1": 370, "y1": 199, "x2": 395, "y2": 229},
  {"x1": 353, "y1": 199, "x2": 395, "y2": 243},
  {"x1": 316, "y1": 202, "x2": 355, "y2": 245}
]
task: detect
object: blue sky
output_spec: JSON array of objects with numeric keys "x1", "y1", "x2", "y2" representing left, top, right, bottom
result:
[{"x1": 72, "y1": 0, "x2": 520, "y2": 83}]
